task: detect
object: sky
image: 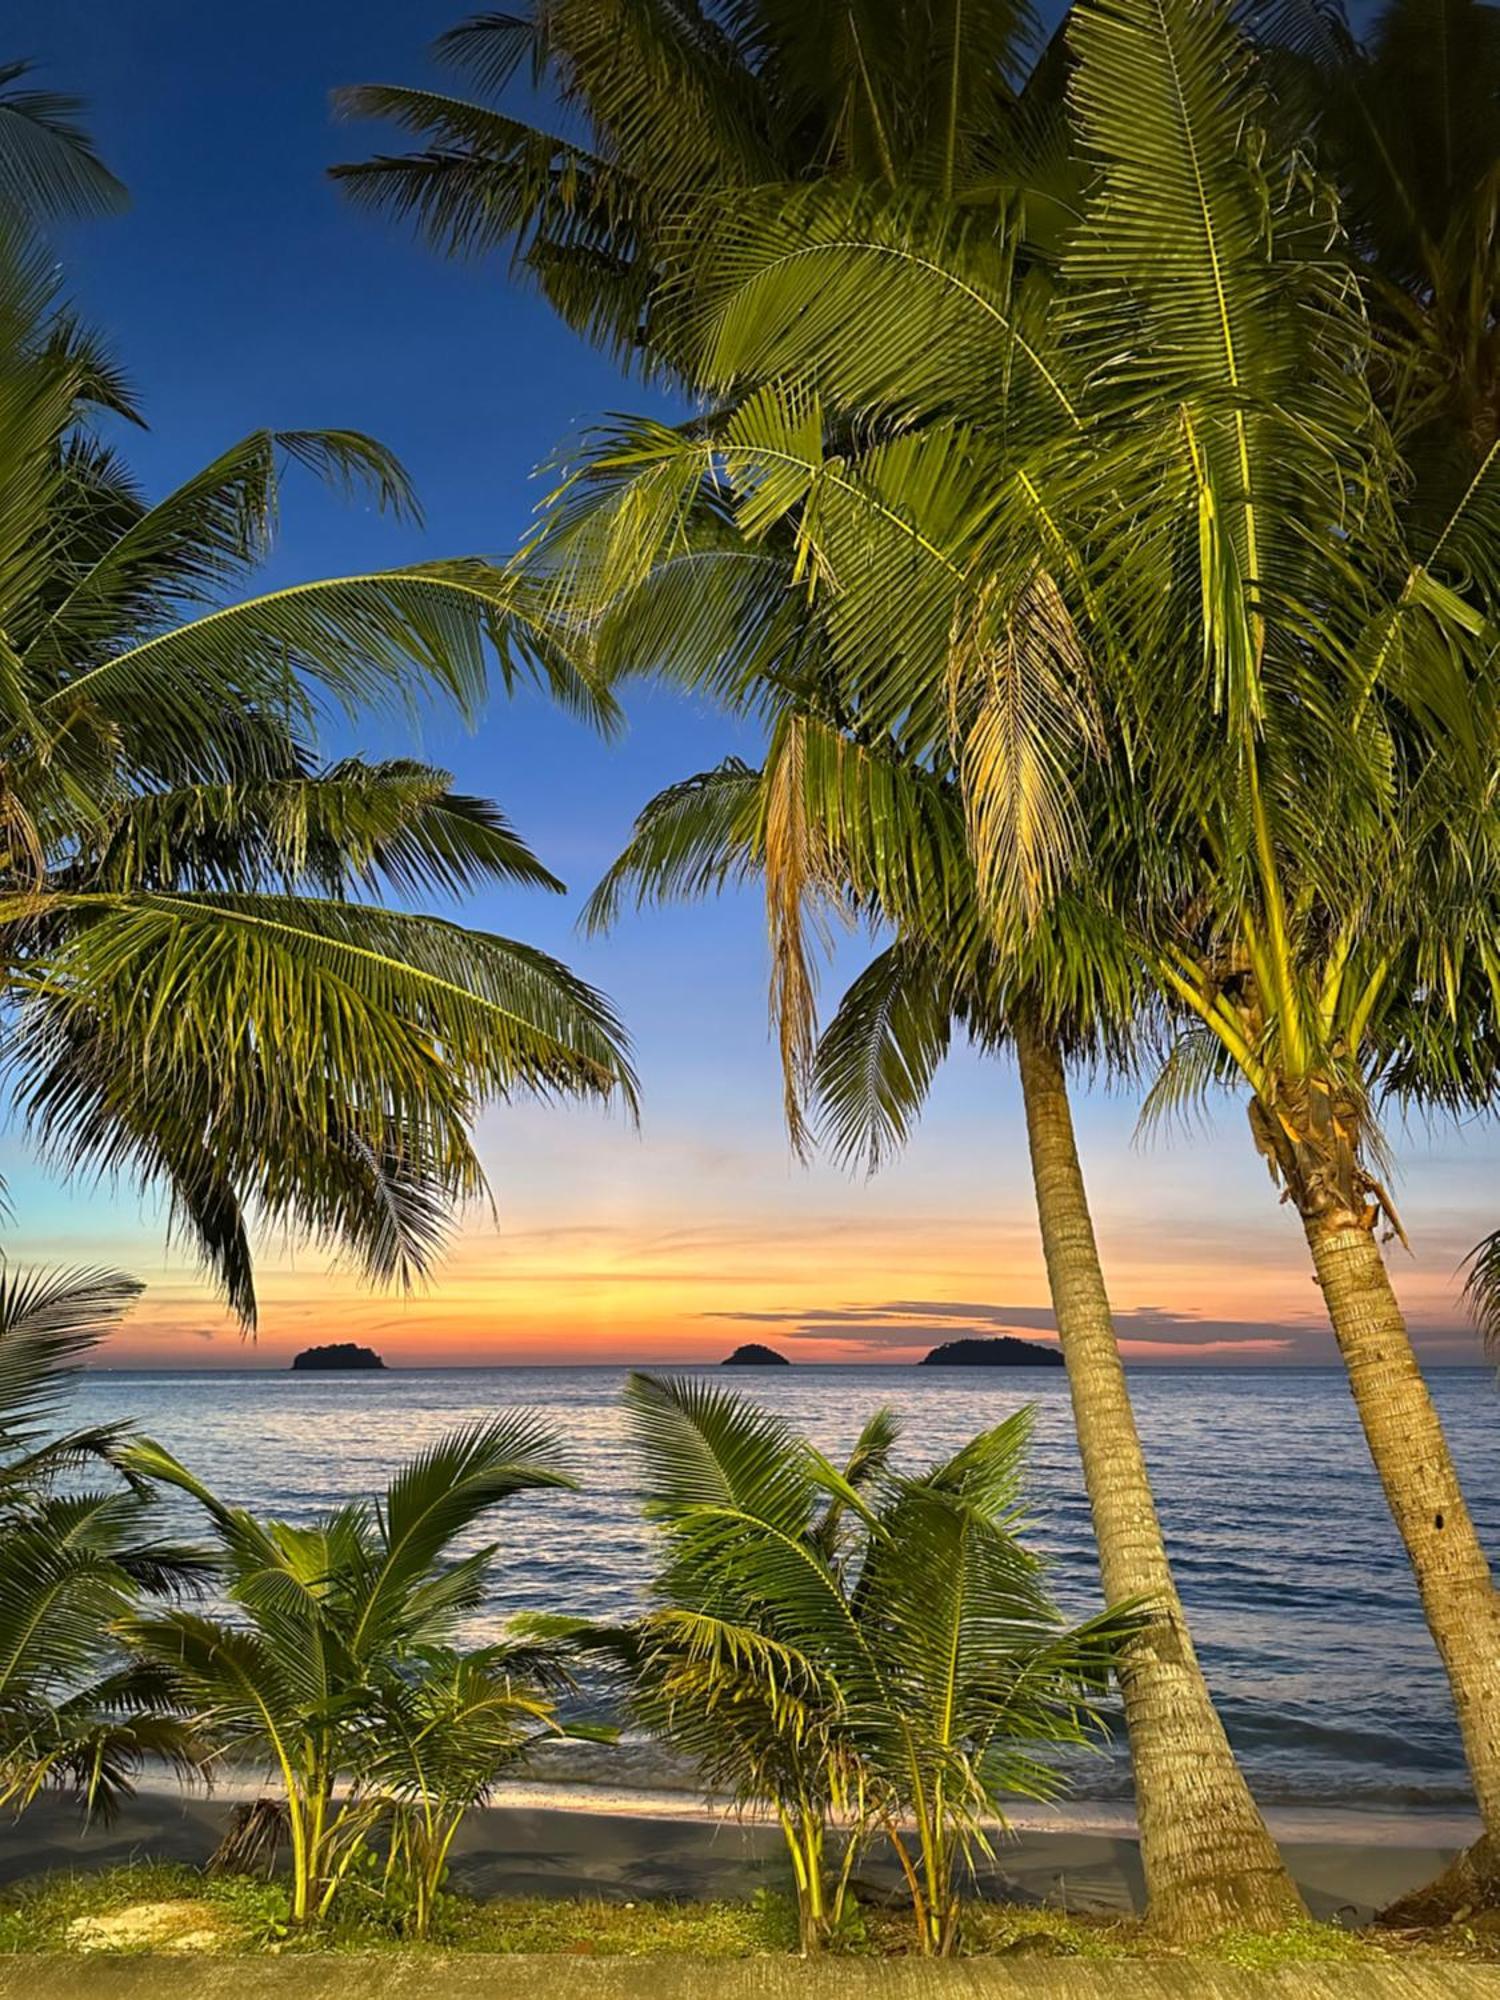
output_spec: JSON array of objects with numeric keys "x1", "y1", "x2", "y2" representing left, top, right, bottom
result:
[{"x1": 6, "y1": 0, "x2": 1498, "y2": 1370}]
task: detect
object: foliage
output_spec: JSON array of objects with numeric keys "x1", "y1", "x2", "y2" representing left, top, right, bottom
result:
[
  {"x1": 1461, "y1": 1229, "x2": 1500, "y2": 1355},
  {"x1": 0, "y1": 1266, "x2": 209, "y2": 1819},
  {"x1": 0, "y1": 1862, "x2": 1417, "y2": 1964},
  {"x1": 616, "y1": 1373, "x2": 1132, "y2": 1954},
  {"x1": 371, "y1": 1643, "x2": 610, "y2": 1935},
  {"x1": 499, "y1": 0, "x2": 1500, "y2": 1295},
  {"x1": 0, "y1": 91, "x2": 635, "y2": 1327},
  {"x1": 121, "y1": 1419, "x2": 580, "y2": 1924},
  {"x1": 1208, "y1": 1917, "x2": 1375, "y2": 1968},
  {"x1": 0, "y1": 1862, "x2": 794, "y2": 1956},
  {"x1": 332, "y1": 0, "x2": 1062, "y2": 374},
  {"x1": 0, "y1": 58, "x2": 126, "y2": 225}
]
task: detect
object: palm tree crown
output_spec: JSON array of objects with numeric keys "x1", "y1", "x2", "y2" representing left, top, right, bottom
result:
[{"x1": 0, "y1": 102, "x2": 637, "y2": 1325}]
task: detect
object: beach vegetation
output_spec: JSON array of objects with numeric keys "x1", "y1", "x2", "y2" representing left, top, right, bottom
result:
[
  {"x1": 120, "y1": 1419, "x2": 582, "y2": 1926},
  {"x1": 333, "y1": 0, "x2": 1312, "y2": 1939},
  {"x1": 0, "y1": 1267, "x2": 210, "y2": 1818},
  {"x1": 4, "y1": 1859, "x2": 1483, "y2": 1967},
  {"x1": 614, "y1": 1372, "x2": 1132, "y2": 1954}
]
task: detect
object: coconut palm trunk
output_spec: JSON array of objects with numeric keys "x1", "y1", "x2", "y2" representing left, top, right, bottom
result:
[
  {"x1": 1298, "y1": 1203, "x2": 1500, "y2": 1915},
  {"x1": 1014, "y1": 1017, "x2": 1304, "y2": 1938}
]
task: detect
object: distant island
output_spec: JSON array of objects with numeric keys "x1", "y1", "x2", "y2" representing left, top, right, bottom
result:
[
  {"x1": 291, "y1": 1343, "x2": 386, "y2": 1372},
  {"x1": 920, "y1": 1336, "x2": 1062, "y2": 1368},
  {"x1": 721, "y1": 1343, "x2": 791, "y2": 1366}
]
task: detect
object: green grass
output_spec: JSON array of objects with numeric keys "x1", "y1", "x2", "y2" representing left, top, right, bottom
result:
[
  {"x1": 0, "y1": 1863, "x2": 1471, "y2": 1966},
  {"x1": 1204, "y1": 1920, "x2": 1377, "y2": 1970},
  {"x1": 0, "y1": 1864, "x2": 798, "y2": 1959}
]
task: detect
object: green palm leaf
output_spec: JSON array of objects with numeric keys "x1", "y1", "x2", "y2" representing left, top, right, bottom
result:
[{"x1": 0, "y1": 61, "x2": 125, "y2": 222}]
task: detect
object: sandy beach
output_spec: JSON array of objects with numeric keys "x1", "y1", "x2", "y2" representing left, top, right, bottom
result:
[{"x1": 0, "y1": 1783, "x2": 1479, "y2": 1926}]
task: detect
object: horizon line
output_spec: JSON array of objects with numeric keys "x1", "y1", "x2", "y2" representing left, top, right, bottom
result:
[{"x1": 81, "y1": 1359, "x2": 1491, "y2": 1373}]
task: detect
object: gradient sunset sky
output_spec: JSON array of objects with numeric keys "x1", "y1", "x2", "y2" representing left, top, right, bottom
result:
[{"x1": 10, "y1": 0, "x2": 1498, "y2": 1370}]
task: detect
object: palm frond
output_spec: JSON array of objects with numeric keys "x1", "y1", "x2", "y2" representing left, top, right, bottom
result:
[
  {"x1": 0, "y1": 1266, "x2": 142, "y2": 1459},
  {"x1": 813, "y1": 943, "x2": 954, "y2": 1173},
  {"x1": 1461, "y1": 1229, "x2": 1500, "y2": 1355},
  {"x1": 0, "y1": 61, "x2": 126, "y2": 222}
]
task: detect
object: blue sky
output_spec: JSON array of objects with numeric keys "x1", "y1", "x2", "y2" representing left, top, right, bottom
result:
[{"x1": 6, "y1": 0, "x2": 1497, "y2": 1367}]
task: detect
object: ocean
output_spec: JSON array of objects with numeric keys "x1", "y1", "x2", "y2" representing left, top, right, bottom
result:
[{"x1": 71, "y1": 1363, "x2": 1499, "y2": 1821}]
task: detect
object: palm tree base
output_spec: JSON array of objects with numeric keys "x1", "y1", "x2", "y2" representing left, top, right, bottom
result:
[
  {"x1": 1378, "y1": 1834, "x2": 1500, "y2": 1928},
  {"x1": 1142, "y1": 1865, "x2": 1307, "y2": 1944}
]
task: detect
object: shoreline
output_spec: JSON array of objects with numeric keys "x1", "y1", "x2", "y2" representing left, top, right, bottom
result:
[
  {"x1": 111, "y1": 1761, "x2": 1483, "y2": 1845},
  {"x1": 0, "y1": 1783, "x2": 1479, "y2": 1925},
  {"x1": 480, "y1": 1778, "x2": 1484, "y2": 1847}
]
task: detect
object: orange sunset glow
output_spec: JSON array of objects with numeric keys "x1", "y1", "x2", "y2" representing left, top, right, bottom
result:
[{"x1": 65, "y1": 1088, "x2": 1485, "y2": 1371}]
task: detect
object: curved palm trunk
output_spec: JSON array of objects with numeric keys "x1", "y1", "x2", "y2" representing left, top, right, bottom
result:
[
  {"x1": 1299, "y1": 1206, "x2": 1500, "y2": 1918},
  {"x1": 1014, "y1": 1019, "x2": 1304, "y2": 1940}
]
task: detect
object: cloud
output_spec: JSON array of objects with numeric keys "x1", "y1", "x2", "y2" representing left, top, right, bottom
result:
[
  {"x1": 708, "y1": 1293, "x2": 1482, "y2": 1361},
  {"x1": 709, "y1": 1297, "x2": 1321, "y2": 1355}
]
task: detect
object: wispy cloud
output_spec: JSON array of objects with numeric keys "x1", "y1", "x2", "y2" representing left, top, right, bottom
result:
[
  {"x1": 711, "y1": 1297, "x2": 1323, "y2": 1358},
  {"x1": 707, "y1": 1294, "x2": 1484, "y2": 1362}
]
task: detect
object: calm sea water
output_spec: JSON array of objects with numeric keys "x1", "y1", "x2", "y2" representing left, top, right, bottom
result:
[{"x1": 72, "y1": 1364, "x2": 1499, "y2": 1817}]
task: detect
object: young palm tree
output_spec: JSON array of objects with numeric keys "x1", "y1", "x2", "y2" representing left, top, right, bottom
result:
[
  {"x1": 123, "y1": 1418, "x2": 576, "y2": 1924},
  {"x1": 0, "y1": 1265, "x2": 209, "y2": 1817},
  {"x1": 621, "y1": 1371, "x2": 1130, "y2": 1954},
  {"x1": 0, "y1": 199, "x2": 635, "y2": 1325},
  {"x1": 620, "y1": 1377, "x2": 887, "y2": 1949},
  {"x1": 371, "y1": 1641, "x2": 594, "y2": 1936}
]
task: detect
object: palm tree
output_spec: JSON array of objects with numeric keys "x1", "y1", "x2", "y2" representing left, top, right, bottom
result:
[
  {"x1": 540, "y1": 0, "x2": 1500, "y2": 1906},
  {"x1": 354, "y1": 2, "x2": 1309, "y2": 1939},
  {"x1": 581, "y1": 708, "x2": 1305, "y2": 1937},
  {"x1": 615, "y1": 1375, "x2": 899, "y2": 1949},
  {"x1": 123, "y1": 1417, "x2": 576, "y2": 1924},
  {"x1": 0, "y1": 186, "x2": 635, "y2": 1325},
  {"x1": 371, "y1": 1640, "x2": 593, "y2": 1936},
  {"x1": 0, "y1": 1265, "x2": 209, "y2": 1817},
  {"x1": 0, "y1": 58, "x2": 125, "y2": 225},
  {"x1": 331, "y1": 0, "x2": 1066, "y2": 373},
  {"x1": 621, "y1": 1371, "x2": 1130, "y2": 1954},
  {"x1": 1057, "y1": 0, "x2": 1500, "y2": 1902}
]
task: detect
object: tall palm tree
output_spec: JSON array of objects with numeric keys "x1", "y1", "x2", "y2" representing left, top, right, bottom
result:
[
  {"x1": 1245, "y1": 25, "x2": 1500, "y2": 1908},
  {"x1": 341, "y1": 3, "x2": 1310, "y2": 1939},
  {"x1": 581, "y1": 701, "x2": 1304, "y2": 1937},
  {"x1": 0, "y1": 1265, "x2": 209, "y2": 1817},
  {"x1": 1060, "y1": 0, "x2": 1500, "y2": 1904},
  {"x1": 0, "y1": 181, "x2": 635, "y2": 1325},
  {"x1": 533, "y1": 0, "x2": 1500, "y2": 1904}
]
